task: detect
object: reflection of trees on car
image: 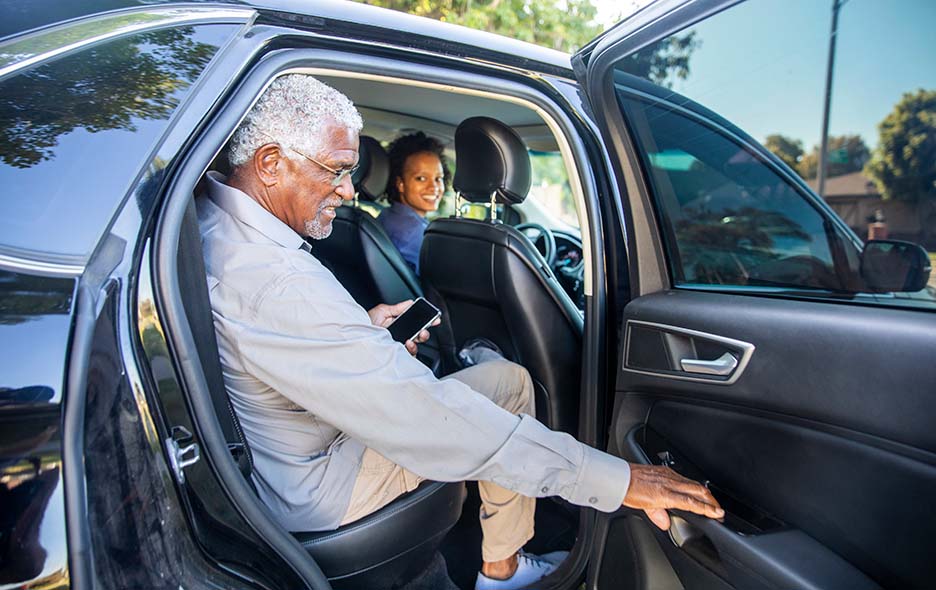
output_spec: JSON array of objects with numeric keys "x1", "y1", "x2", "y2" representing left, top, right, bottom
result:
[
  {"x1": 616, "y1": 31, "x2": 699, "y2": 88},
  {"x1": 0, "y1": 27, "x2": 217, "y2": 168},
  {"x1": 673, "y1": 206, "x2": 830, "y2": 286}
]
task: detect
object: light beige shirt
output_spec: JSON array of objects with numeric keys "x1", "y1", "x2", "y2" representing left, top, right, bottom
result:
[{"x1": 198, "y1": 172, "x2": 632, "y2": 532}]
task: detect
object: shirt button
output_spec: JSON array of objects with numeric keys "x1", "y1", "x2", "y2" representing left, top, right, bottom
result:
[
  {"x1": 588, "y1": 497, "x2": 598, "y2": 504},
  {"x1": 541, "y1": 486, "x2": 549, "y2": 494}
]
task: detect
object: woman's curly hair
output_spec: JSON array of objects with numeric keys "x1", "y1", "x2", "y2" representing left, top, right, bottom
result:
[{"x1": 385, "y1": 132, "x2": 452, "y2": 203}]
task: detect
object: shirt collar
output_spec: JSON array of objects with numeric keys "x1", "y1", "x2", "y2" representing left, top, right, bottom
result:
[{"x1": 205, "y1": 171, "x2": 307, "y2": 251}]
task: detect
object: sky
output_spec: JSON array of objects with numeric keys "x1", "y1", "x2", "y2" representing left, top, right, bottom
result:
[{"x1": 631, "y1": 0, "x2": 936, "y2": 153}]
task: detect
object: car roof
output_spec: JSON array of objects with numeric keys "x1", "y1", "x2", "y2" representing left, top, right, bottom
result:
[{"x1": 0, "y1": 0, "x2": 575, "y2": 78}]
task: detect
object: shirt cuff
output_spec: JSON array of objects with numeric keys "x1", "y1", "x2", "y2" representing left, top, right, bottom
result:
[{"x1": 569, "y1": 444, "x2": 631, "y2": 513}]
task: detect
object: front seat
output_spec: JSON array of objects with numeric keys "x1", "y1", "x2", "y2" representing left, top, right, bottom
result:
[
  {"x1": 177, "y1": 197, "x2": 465, "y2": 590},
  {"x1": 312, "y1": 135, "x2": 422, "y2": 310},
  {"x1": 420, "y1": 117, "x2": 584, "y2": 436}
]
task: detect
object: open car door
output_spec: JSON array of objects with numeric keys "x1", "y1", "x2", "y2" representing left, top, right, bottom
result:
[{"x1": 574, "y1": 0, "x2": 936, "y2": 588}]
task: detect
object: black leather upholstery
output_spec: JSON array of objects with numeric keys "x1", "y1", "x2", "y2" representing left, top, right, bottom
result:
[
  {"x1": 453, "y1": 116, "x2": 531, "y2": 204},
  {"x1": 421, "y1": 118, "x2": 583, "y2": 435},
  {"x1": 354, "y1": 135, "x2": 390, "y2": 201},
  {"x1": 312, "y1": 136, "x2": 422, "y2": 310},
  {"x1": 296, "y1": 481, "x2": 466, "y2": 588},
  {"x1": 179, "y1": 193, "x2": 464, "y2": 589}
]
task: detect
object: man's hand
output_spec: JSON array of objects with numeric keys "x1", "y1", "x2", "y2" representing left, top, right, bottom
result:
[
  {"x1": 623, "y1": 464, "x2": 724, "y2": 531},
  {"x1": 367, "y1": 300, "x2": 439, "y2": 356}
]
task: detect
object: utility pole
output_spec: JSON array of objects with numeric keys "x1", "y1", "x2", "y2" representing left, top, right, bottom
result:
[{"x1": 817, "y1": 0, "x2": 847, "y2": 197}]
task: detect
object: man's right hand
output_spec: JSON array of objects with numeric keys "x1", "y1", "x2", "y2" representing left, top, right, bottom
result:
[{"x1": 623, "y1": 464, "x2": 724, "y2": 531}]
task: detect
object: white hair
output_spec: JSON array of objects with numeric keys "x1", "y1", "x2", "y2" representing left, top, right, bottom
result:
[{"x1": 228, "y1": 74, "x2": 363, "y2": 168}]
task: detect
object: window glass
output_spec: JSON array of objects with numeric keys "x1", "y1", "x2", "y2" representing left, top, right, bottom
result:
[
  {"x1": 622, "y1": 98, "x2": 844, "y2": 290},
  {"x1": 616, "y1": 0, "x2": 935, "y2": 307},
  {"x1": 0, "y1": 24, "x2": 237, "y2": 263},
  {"x1": 528, "y1": 150, "x2": 578, "y2": 228}
]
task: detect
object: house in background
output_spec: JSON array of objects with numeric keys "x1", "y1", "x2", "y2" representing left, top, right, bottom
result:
[{"x1": 807, "y1": 172, "x2": 935, "y2": 248}]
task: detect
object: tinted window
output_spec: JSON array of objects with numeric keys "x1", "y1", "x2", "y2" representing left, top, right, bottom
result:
[
  {"x1": 0, "y1": 24, "x2": 236, "y2": 262},
  {"x1": 617, "y1": 0, "x2": 935, "y2": 307},
  {"x1": 622, "y1": 98, "x2": 846, "y2": 291}
]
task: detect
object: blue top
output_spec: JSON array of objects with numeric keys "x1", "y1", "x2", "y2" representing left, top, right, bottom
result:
[{"x1": 378, "y1": 201, "x2": 429, "y2": 274}]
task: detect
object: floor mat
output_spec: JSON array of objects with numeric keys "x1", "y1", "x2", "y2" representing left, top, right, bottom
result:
[
  {"x1": 440, "y1": 484, "x2": 577, "y2": 590},
  {"x1": 399, "y1": 551, "x2": 460, "y2": 590}
]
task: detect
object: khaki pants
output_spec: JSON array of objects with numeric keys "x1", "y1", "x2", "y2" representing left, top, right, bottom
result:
[{"x1": 340, "y1": 359, "x2": 536, "y2": 562}]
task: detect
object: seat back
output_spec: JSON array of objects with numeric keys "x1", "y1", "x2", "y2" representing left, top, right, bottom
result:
[
  {"x1": 312, "y1": 136, "x2": 423, "y2": 309},
  {"x1": 420, "y1": 118, "x2": 583, "y2": 435}
]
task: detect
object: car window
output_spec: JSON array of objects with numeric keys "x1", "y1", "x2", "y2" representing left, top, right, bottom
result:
[
  {"x1": 621, "y1": 98, "x2": 848, "y2": 291},
  {"x1": 0, "y1": 24, "x2": 237, "y2": 264},
  {"x1": 614, "y1": 0, "x2": 935, "y2": 308},
  {"x1": 528, "y1": 150, "x2": 578, "y2": 229}
]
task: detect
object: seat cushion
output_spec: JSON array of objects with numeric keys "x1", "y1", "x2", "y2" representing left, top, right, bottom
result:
[{"x1": 294, "y1": 481, "x2": 466, "y2": 584}]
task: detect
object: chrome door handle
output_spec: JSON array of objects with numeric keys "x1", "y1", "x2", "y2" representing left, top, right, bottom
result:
[{"x1": 680, "y1": 352, "x2": 738, "y2": 376}]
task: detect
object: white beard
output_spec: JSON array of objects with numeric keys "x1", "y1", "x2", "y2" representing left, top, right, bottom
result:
[{"x1": 304, "y1": 217, "x2": 333, "y2": 240}]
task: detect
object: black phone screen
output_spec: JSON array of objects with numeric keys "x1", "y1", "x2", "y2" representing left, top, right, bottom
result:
[{"x1": 388, "y1": 298, "x2": 441, "y2": 343}]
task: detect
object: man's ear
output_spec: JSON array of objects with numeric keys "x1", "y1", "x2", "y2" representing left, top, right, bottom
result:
[{"x1": 254, "y1": 143, "x2": 285, "y2": 187}]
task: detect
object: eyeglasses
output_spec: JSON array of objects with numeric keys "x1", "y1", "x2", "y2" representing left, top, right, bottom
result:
[{"x1": 258, "y1": 131, "x2": 358, "y2": 187}]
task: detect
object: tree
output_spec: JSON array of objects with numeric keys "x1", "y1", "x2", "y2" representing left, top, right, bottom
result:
[
  {"x1": 360, "y1": 0, "x2": 603, "y2": 52},
  {"x1": 797, "y1": 134, "x2": 870, "y2": 180},
  {"x1": 865, "y1": 88, "x2": 936, "y2": 202},
  {"x1": 764, "y1": 134, "x2": 803, "y2": 171},
  {"x1": 361, "y1": 0, "x2": 698, "y2": 82}
]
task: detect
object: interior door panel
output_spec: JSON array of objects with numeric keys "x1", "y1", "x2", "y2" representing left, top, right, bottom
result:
[{"x1": 599, "y1": 290, "x2": 936, "y2": 589}]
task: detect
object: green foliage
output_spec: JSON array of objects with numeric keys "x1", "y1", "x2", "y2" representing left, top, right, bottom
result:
[
  {"x1": 359, "y1": 0, "x2": 602, "y2": 52},
  {"x1": 764, "y1": 134, "x2": 804, "y2": 171},
  {"x1": 797, "y1": 134, "x2": 870, "y2": 180},
  {"x1": 865, "y1": 89, "x2": 936, "y2": 202}
]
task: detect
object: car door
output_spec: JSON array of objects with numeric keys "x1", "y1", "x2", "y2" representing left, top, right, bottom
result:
[{"x1": 574, "y1": 1, "x2": 936, "y2": 588}]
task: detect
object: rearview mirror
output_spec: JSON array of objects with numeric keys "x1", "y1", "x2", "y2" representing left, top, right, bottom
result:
[{"x1": 860, "y1": 240, "x2": 932, "y2": 293}]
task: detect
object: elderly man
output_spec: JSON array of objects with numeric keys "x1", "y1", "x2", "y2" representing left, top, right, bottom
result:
[{"x1": 198, "y1": 74, "x2": 722, "y2": 590}]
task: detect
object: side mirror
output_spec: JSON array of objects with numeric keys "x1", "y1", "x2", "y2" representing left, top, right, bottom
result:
[{"x1": 860, "y1": 240, "x2": 932, "y2": 293}]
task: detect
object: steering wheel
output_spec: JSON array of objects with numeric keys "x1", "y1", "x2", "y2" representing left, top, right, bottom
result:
[{"x1": 515, "y1": 222, "x2": 556, "y2": 267}]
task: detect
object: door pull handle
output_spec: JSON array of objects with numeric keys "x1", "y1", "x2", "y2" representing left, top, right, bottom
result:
[{"x1": 680, "y1": 352, "x2": 737, "y2": 376}]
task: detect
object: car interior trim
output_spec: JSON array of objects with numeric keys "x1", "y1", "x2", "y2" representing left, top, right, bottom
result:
[
  {"x1": 0, "y1": 6, "x2": 256, "y2": 80},
  {"x1": 622, "y1": 320, "x2": 756, "y2": 385}
]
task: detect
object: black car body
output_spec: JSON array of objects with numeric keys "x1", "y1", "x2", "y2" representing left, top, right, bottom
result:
[{"x1": 1, "y1": 1, "x2": 934, "y2": 589}]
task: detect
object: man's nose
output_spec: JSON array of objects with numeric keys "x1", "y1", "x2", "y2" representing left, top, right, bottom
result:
[{"x1": 335, "y1": 173, "x2": 355, "y2": 201}]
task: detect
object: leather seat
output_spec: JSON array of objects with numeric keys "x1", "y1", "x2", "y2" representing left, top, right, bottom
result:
[
  {"x1": 178, "y1": 195, "x2": 465, "y2": 590},
  {"x1": 312, "y1": 135, "x2": 422, "y2": 310},
  {"x1": 420, "y1": 117, "x2": 583, "y2": 435}
]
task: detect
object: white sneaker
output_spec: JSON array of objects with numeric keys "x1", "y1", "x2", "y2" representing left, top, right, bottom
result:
[{"x1": 474, "y1": 551, "x2": 569, "y2": 590}]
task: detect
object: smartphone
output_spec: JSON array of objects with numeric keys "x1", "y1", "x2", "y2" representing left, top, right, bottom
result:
[{"x1": 388, "y1": 297, "x2": 441, "y2": 343}]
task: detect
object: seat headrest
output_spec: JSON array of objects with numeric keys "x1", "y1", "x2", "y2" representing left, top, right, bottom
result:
[
  {"x1": 453, "y1": 117, "x2": 531, "y2": 205},
  {"x1": 352, "y1": 136, "x2": 390, "y2": 201}
]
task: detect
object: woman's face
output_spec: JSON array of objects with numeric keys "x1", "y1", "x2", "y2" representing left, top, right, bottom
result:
[{"x1": 396, "y1": 151, "x2": 444, "y2": 216}]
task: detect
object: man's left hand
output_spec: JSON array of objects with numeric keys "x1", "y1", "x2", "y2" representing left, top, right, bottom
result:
[{"x1": 368, "y1": 300, "x2": 437, "y2": 356}]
